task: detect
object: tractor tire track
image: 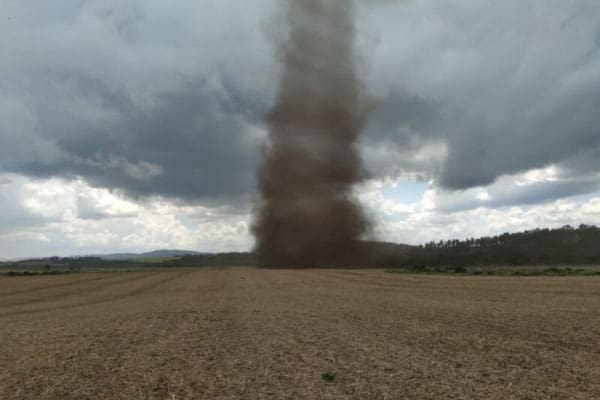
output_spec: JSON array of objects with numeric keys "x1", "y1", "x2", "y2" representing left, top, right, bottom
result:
[
  {"x1": 0, "y1": 273, "x2": 126, "y2": 296},
  {"x1": 0, "y1": 272, "x2": 164, "y2": 308},
  {"x1": 0, "y1": 271, "x2": 191, "y2": 318}
]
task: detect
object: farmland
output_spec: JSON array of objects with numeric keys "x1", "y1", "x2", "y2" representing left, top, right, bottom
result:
[{"x1": 1, "y1": 269, "x2": 599, "y2": 399}]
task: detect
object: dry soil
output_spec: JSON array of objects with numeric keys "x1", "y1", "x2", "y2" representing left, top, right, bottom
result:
[{"x1": 1, "y1": 268, "x2": 599, "y2": 399}]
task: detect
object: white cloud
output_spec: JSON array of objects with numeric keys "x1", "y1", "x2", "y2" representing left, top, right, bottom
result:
[
  {"x1": 516, "y1": 165, "x2": 560, "y2": 186},
  {"x1": 356, "y1": 179, "x2": 418, "y2": 218},
  {"x1": 1, "y1": 172, "x2": 600, "y2": 258},
  {"x1": 0, "y1": 173, "x2": 252, "y2": 258},
  {"x1": 370, "y1": 188, "x2": 600, "y2": 246}
]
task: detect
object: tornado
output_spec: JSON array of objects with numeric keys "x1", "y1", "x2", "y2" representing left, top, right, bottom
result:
[{"x1": 252, "y1": 0, "x2": 371, "y2": 268}]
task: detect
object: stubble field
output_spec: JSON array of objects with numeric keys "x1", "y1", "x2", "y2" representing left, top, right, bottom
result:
[{"x1": 1, "y1": 268, "x2": 599, "y2": 399}]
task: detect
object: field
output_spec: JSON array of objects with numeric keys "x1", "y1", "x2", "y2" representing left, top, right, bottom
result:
[{"x1": 1, "y1": 269, "x2": 599, "y2": 399}]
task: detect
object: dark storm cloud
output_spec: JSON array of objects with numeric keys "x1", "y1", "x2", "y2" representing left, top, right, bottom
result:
[
  {"x1": 362, "y1": 0, "x2": 600, "y2": 202},
  {"x1": 8, "y1": 76, "x2": 268, "y2": 203},
  {"x1": 0, "y1": 0, "x2": 274, "y2": 205},
  {"x1": 365, "y1": 91, "x2": 440, "y2": 145},
  {"x1": 1, "y1": 0, "x2": 599, "y2": 211},
  {"x1": 438, "y1": 74, "x2": 600, "y2": 190},
  {"x1": 361, "y1": 91, "x2": 442, "y2": 179}
]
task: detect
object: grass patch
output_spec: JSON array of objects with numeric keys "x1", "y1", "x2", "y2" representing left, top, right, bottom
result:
[
  {"x1": 321, "y1": 372, "x2": 336, "y2": 383},
  {"x1": 385, "y1": 266, "x2": 600, "y2": 277},
  {"x1": 3, "y1": 270, "x2": 80, "y2": 277}
]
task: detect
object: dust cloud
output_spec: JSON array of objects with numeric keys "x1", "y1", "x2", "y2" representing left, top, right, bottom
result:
[{"x1": 252, "y1": 0, "x2": 371, "y2": 267}]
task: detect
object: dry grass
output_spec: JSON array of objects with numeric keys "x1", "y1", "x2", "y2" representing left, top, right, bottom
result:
[{"x1": 1, "y1": 268, "x2": 599, "y2": 399}]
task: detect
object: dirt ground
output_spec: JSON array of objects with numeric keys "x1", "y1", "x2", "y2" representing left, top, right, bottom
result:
[{"x1": 1, "y1": 268, "x2": 599, "y2": 400}]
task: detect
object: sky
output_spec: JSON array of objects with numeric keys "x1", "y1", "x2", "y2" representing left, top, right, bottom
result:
[{"x1": 1, "y1": 0, "x2": 600, "y2": 258}]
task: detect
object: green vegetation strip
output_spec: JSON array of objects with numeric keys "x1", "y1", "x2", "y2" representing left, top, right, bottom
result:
[
  {"x1": 385, "y1": 266, "x2": 600, "y2": 277},
  {"x1": 2, "y1": 270, "x2": 82, "y2": 277}
]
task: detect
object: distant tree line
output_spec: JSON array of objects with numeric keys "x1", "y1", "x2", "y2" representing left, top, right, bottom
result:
[
  {"x1": 375, "y1": 225, "x2": 600, "y2": 268},
  {"x1": 170, "y1": 227, "x2": 600, "y2": 267}
]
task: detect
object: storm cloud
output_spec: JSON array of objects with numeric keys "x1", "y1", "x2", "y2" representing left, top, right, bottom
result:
[
  {"x1": 1, "y1": 0, "x2": 600, "y2": 209},
  {"x1": 360, "y1": 0, "x2": 600, "y2": 198},
  {"x1": 1, "y1": 0, "x2": 274, "y2": 205}
]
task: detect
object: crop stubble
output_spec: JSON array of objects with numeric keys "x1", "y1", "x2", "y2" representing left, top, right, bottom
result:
[{"x1": 1, "y1": 269, "x2": 599, "y2": 399}]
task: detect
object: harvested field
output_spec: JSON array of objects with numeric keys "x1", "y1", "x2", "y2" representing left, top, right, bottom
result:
[{"x1": 1, "y1": 269, "x2": 599, "y2": 399}]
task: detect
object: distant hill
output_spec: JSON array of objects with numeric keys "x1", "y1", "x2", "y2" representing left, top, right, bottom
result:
[{"x1": 97, "y1": 249, "x2": 204, "y2": 260}]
